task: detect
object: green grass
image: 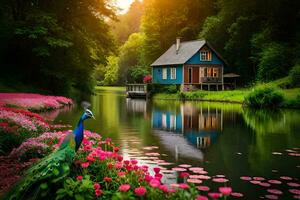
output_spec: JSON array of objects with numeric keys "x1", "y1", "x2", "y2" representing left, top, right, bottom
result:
[
  {"x1": 95, "y1": 86, "x2": 126, "y2": 92},
  {"x1": 153, "y1": 89, "x2": 249, "y2": 103},
  {"x1": 152, "y1": 76, "x2": 300, "y2": 108}
]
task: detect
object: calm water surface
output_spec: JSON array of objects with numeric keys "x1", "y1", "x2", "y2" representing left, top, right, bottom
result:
[{"x1": 53, "y1": 89, "x2": 300, "y2": 199}]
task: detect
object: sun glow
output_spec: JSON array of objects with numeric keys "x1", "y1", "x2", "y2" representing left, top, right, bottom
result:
[{"x1": 115, "y1": 0, "x2": 135, "y2": 14}]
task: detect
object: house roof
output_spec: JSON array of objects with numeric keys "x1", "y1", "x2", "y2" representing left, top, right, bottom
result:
[{"x1": 151, "y1": 40, "x2": 227, "y2": 67}]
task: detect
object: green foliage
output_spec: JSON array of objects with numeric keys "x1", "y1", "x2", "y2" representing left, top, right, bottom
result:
[
  {"x1": 128, "y1": 66, "x2": 150, "y2": 83},
  {"x1": 289, "y1": 64, "x2": 300, "y2": 87},
  {"x1": 56, "y1": 176, "x2": 94, "y2": 200},
  {"x1": 199, "y1": 0, "x2": 300, "y2": 83},
  {"x1": 0, "y1": 0, "x2": 116, "y2": 96},
  {"x1": 118, "y1": 33, "x2": 146, "y2": 83},
  {"x1": 245, "y1": 86, "x2": 284, "y2": 108},
  {"x1": 257, "y1": 43, "x2": 290, "y2": 81},
  {"x1": 98, "y1": 56, "x2": 119, "y2": 86}
]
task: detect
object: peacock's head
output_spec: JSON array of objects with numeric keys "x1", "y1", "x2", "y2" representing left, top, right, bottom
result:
[{"x1": 82, "y1": 109, "x2": 95, "y2": 120}]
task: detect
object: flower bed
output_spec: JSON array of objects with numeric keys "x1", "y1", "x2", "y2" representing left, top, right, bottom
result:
[
  {"x1": 0, "y1": 93, "x2": 72, "y2": 112},
  {"x1": 5, "y1": 129, "x2": 236, "y2": 200}
]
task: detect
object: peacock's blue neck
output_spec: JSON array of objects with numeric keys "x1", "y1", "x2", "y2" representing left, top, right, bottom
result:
[{"x1": 73, "y1": 116, "x2": 85, "y2": 151}]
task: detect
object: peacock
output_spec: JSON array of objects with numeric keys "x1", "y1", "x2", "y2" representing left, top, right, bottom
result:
[{"x1": 2, "y1": 108, "x2": 95, "y2": 200}]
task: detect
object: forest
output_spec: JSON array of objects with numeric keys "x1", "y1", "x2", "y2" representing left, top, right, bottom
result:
[{"x1": 0, "y1": 0, "x2": 300, "y2": 96}]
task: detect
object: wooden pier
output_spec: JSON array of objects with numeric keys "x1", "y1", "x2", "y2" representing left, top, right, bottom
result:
[{"x1": 126, "y1": 84, "x2": 148, "y2": 99}]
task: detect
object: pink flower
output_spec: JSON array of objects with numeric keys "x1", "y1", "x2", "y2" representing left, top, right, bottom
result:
[
  {"x1": 118, "y1": 171, "x2": 126, "y2": 177},
  {"x1": 86, "y1": 155, "x2": 94, "y2": 162},
  {"x1": 149, "y1": 179, "x2": 161, "y2": 188},
  {"x1": 76, "y1": 176, "x2": 83, "y2": 181},
  {"x1": 197, "y1": 186, "x2": 210, "y2": 191},
  {"x1": 131, "y1": 159, "x2": 138, "y2": 165},
  {"x1": 159, "y1": 185, "x2": 169, "y2": 193},
  {"x1": 180, "y1": 172, "x2": 190, "y2": 177},
  {"x1": 103, "y1": 177, "x2": 112, "y2": 182},
  {"x1": 219, "y1": 187, "x2": 232, "y2": 195},
  {"x1": 95, "y1": 189, "x2": 102, "y2": 197},
  {"x1": 135, "y1": 187, "x2": 147, "y2": 196},
  {"x1": 94, "y1": 183, "x2": 101, "y2": 190},
  {"x1": 124, "y1": 160, "x2": 130, "y2": 165},
  {"x1": 208, "y1": 192, "x2": 221, "y2": 199},
  {"x1": 179, "y1": 183, "x2": 189, "y2": 189},
  {"x1": 119, "y1": 184, "x2": 131, "y2": 192},
  {"x1": 81, "y1": 162, "x2": 90, "y2": 168},
  {"x1": 196, "y1": 195, "x2": 209, "y2": 200},
  {"x1": 153, "y1": 167, "x2": 160, "y2": 174}
]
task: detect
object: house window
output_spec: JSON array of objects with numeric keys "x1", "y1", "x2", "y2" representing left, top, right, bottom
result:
[
  {"x1": 206, "y1": 67, "x2": 219, "y2": 77},
  {"x1": 200, "y1": 51, "x2": 212, "y2": 61},
  {"x1": 162, "y1": 68, "x2": 167, "y2": 80},
  {"x1": 170, "y1": 67, "x2": 176, "y2": 79}
]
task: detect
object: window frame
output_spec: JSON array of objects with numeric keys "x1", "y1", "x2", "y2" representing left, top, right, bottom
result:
[
  {"x1": 162, "y1": 68, "x2": 167, "y2": 80},
  {"x1": 170, "y1": 67, "x2": 176, "y2": 80},
  {"x1": 200, "y1": 51, "x2": 212, "y2": 61}
]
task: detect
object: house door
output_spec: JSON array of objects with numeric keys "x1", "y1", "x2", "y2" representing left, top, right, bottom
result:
[{"x1": 188, "y1": 68, "x2": 192, "y2": 83}]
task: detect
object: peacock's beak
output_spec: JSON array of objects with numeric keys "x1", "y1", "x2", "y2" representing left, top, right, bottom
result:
[{"x1": 92, "y1": 115, "x2": 96, "y2": 120}]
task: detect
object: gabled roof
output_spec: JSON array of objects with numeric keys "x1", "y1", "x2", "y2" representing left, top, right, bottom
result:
[{"x1": 151, "y1": 40, "x2": 227, "y2": 66}]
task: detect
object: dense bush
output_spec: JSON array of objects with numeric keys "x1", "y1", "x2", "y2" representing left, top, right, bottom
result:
[
  {"x1": 244, "y1": 86, "x2": 284, "y2": 108},
  {"x1": 147, "y1": 84, "x2": 180, "y2": 96},
  {"x1": 289, "y1": 64, "x2": 300, "y2": 87}
]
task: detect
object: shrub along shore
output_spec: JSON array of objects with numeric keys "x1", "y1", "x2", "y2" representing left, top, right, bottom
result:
[{"x1": 151, "y1": 77, "x2": 300, "y2": 109}]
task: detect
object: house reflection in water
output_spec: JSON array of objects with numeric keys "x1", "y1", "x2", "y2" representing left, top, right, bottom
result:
[{"x1": 152, "y1": 102, "x2": 223, "y2": 149}]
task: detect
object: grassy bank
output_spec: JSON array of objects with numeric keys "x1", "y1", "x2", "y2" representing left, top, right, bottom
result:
[
  {"x1": 152, "y1": 77, "x2": 300, "y2": 108},
  {"x1": 95, "y1": 86, "x2": 126, "y2": 92}
]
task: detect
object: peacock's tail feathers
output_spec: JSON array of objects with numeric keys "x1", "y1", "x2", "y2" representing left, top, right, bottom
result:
[{"x1": 2, "y1": 145, "x2": 76, "y2": 200}]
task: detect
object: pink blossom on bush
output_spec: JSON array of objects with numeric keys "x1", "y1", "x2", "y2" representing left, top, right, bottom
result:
[
  {"x1": 134, "y1": 187, "x2": 147, "y2": 196},
  {"x1": 119, "y1": 184, "x2": 131, "y2": 192}
]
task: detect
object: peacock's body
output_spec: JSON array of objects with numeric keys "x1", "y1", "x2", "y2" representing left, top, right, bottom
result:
[{"x1": 2, "y1": 109, "x2": 95, "y2": 200}]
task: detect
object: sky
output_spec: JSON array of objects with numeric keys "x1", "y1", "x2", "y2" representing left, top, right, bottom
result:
[{"x1": 115, "y1": 0, "x2": 135, "y2": 14}]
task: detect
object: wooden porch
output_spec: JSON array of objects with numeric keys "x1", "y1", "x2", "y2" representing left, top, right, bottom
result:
[
  {"x1": 126, "y1": 84, "x2": 148, "y2": 99},
  {"x1": 183, "y1": 65, "x2": 224, "y2": 91}
]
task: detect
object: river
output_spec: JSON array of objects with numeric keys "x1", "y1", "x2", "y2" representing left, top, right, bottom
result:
[{"x1": 51, "y1": 89, "x2": 300, "y2": 199}]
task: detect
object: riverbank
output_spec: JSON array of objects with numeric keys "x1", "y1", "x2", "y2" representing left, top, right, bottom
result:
[{"x1": 153, "y1": 87, "x2": 300, "y2": 108}]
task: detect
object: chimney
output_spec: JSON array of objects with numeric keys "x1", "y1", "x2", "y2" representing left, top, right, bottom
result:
[{"x1": 176, "y1": 37, "x2": 181, "y2": 54}]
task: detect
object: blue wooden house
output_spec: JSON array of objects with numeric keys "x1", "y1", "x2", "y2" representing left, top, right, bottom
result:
[{"x1": 151, "y1": 39, "x2": 228, "y2": 91}]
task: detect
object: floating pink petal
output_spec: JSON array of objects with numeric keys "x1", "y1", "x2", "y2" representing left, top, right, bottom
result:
[
  {"x1": 178, "y1": 164, "x2": 192, "y2": 168},
  {"x1": 189, "y1": 175, "x2": 203, "y2": 179},
  {"x1": 212, "y1": 178, "x2": 229, "y2": 183},
  {"x1": 197, "y1": 175, "x2": 211, "y2": 180},
  {"x1": 268, "y1": 180, "x2": 282, "y2": 184},
  {"x1": 240, "y1": 176, "x2": 252, "y2": 181},
  {"x1": 250, "y1": 180, "x2": 261, "y2": 184},
  {"x1": 272, "y1": 152, "x2": 282, "y2": 155},
  {"x1": 158, "y1": 162, "x2": 173, "y2": 166},
  {"x1": 265, "y1": 194, "x2": 279, "y2": 199},
  {"x1": 216, "y1": 175, "x2": 226, "y2": 178},
  {"x1": 253, "y1": 177, "x2": 265, "y2": 181},
  {"x1": 197, "y1": 186, "x2": 210, "y2": 191},
  {"x1": 293, "y1": 195, "x2": 300, "y2": 199},
  {"x1": 189, "y1": 167, "x2": 204, "y2": 171},
  {"x1": 187, "y1": 179, "x2": 202, "y2": 184},
  {"x1": 172, "y1": 167, "x2": 187, "y2": 172},
  {"x1": 170, "y1": 183, "x2": 179, "y2": 188},
  {"x1": 208, "y1": 192, "x2": 221, "y2": 199},
  {"x1": 194, "y1": 170, "x2": 208, "y2": 174},
  {"x1": 288, "y1": 153, "x2": 300, "y2": 157},
  {"x1": 259, "y1": 182, "x2": 271, "y2": 187},
  {"x1": 145, "y1": 152, "x2": 160, "y2": 156},
  {"x1": 267, "y1": 189, "x2": 283, "y2": 195},
  {"x1": 231, "y1": 192, "x2": 244, "y2": 198},
  {"x1": 280, "y1": 176, "x2": 293, "y2": 180},
  {"x1": 219, "y1": 187, "x2": 232, "y2": 195},
  {"x1": 288, "y1": 182, "x2": 300, "y2": 187},
  {"x1": 196, "y1": 195, "x2": 208, "y2": 200},
  {"x1": 290, "y1": 189, "x2": 300, "y2": 195}
]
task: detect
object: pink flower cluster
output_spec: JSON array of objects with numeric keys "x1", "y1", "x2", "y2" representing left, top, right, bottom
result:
[
  {"x1": 0, "y1": 108, "x2": 49, "y2": 132},
  {"x1": 143, "y1": 75, "x2": 152, "y2": 83},
  {"x1": 0, "y1": 93, "x2": 72, "y2": 111}
]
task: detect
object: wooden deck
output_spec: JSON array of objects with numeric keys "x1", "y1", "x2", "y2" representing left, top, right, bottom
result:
[{"x1": 126, "y1": 84, "x2": 147, "y2": 99}]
